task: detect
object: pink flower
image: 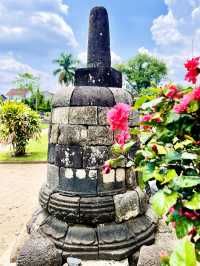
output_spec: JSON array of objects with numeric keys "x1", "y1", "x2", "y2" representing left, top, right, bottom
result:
[
  {"x1": 152, "y1": 144, "x2": 158, "y2": 153},
  {"x1": 107, "y1": 103, "x2": 131, "y2": 131},
  {"x1": 115, "y1": 131, "x2": 131, "y2": 146},
  {"x1": 173, "y1": 93, "x2": 194, "y2": 113},
  {"x1": 165, "y1": 85, "x2": 179, "y2": 99},
  {"x1": 188, "y1": 227, "x2": 197, "y2": 236},
  {"x1": 102, "y1": 161, "x2": 111, "y2": 174},
  {"x1": 141, "y1": 114, "x2": 153, "y2": 122},
  {"x1": 184, "y1": 56, "x2": 200, "y2": 84},
  {"x1": 169, "y1": 207, "x2": 175, "y2": 214},
  {"x1": 155, "y1": 117, "x2": 161, "y2": 123},
  {"x1": 193, "y1": 86, "x2": 200, "y2": 100}
]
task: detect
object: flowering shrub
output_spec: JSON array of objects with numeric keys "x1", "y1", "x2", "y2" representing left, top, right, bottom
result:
[{"x1": 105, "y1": 57, "x2": 200, "y2": 265}]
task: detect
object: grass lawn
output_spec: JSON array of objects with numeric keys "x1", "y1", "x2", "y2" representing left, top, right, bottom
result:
[{"x1": 0, "y1": 131, "x2": 48, "y2": 162}]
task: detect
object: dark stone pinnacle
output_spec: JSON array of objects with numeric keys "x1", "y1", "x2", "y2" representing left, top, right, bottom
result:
[
  {"x1": 74, "y1": 6, "x2": 122, "y2": 88},
  {"x1": 87, "y1": 6, "x2": 111, "y2": 68}
]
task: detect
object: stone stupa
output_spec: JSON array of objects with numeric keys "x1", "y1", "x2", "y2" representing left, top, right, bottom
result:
[{"x1": 21, "y1": 6, "x2": 156, "y2": 264}]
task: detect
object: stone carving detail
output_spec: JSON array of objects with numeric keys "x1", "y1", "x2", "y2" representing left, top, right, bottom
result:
[{"x1": 26, "y1": 5, "x2": 156, "y2": 263}]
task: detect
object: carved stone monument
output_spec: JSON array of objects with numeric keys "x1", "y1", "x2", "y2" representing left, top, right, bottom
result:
[{"x1": 26, "y1": 6, "x2": 156, "y2": 263}]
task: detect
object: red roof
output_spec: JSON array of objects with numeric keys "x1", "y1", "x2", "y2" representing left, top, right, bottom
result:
[{"x1": 6, "y1": 89, "x2": 29, "y2": 97}]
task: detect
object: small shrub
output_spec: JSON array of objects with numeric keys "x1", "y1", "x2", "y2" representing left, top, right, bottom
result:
[{"x1": 0, "y1": 101, "x2": 41, "y2": 156}]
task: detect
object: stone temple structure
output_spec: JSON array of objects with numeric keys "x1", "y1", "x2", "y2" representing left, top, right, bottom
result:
[{"x1": 26, "y1": 6, "x2": 156, "y2": 263}]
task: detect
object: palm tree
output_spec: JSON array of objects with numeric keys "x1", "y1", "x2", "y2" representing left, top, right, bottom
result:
[{"x1": 53, "y1": 53, "x2": 78, "y2": 85}]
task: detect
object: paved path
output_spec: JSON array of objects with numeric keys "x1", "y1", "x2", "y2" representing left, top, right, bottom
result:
[{"x1": 0, "y1": 164, "x2": 46, "y2": 257}]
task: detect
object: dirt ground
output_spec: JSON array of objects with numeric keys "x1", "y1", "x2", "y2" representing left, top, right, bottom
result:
[{"x1": 0, "y1": 163, "x2": 46, "y2": 257}]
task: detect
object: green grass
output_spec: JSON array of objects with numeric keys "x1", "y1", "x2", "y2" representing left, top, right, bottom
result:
[
  {"x1": 0, "y1": 131, "x2": 48, "y2": 162},
  {"x1": 40, "y1": 123, "x2": 49, "y2": 129}
]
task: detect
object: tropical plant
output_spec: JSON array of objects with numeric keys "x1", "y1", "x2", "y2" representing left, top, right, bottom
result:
[
  {"x1": 115, "y1": 53, "x2": 167, "y2": 92},
  {"x1": 0, "y1": 101, "x2": 41, "y2": 156},
  {"x1": 104, "y1": 56, "x2": 200, "y2": 265},
  {"x1": 53, "y1": 53, "x2": 78, "y2": 85}
]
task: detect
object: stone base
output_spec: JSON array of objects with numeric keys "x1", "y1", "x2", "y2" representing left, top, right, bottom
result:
[{"x1": 27, "y1": 209, "x2": 156, "y2": 261}]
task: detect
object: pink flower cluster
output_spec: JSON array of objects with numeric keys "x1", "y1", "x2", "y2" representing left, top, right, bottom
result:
[
  {"x1": 107, "y1": 103, "x2": 130, "y2": 131},
  {"x1": 165, "y1": 84, "x2": 182, "y2": 99},
  {"x1": 141, "y1": 114, "x2": 161, "y2": 123},
  {"x1": 103, "y1": 103, "x2": 131, "y2": 173},
  {"x1": 173, "y1": 86, "x2": 200, "y2": 113},
  {"x1": 184, "y1": 56, "x2": 200, "y2": 84}
]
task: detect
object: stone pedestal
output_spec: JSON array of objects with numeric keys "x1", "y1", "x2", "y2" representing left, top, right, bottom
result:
[{"x1": 24, "y1": 6, "x2": 156, "y2": 264}]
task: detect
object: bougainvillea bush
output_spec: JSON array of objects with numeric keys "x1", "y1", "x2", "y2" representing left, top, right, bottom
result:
[{"x1": 104, "y1": 57, "x2": 200, "y2": 265}]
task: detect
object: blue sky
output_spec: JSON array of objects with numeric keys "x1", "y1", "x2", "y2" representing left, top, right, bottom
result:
[{"x1": 0, "y1": 0, "x2": 200, "y2": 93}]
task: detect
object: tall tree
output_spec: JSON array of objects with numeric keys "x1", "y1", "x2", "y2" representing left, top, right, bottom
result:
[
  {"x1": 53, "y1": 53, "x2": 78, "y2": 85},
  {"x1": 13, "y1": 72, "x2": 40, "y2": 110},
  {"x1": 115, "y1": 53, "x2": 167, "y2": 92}
]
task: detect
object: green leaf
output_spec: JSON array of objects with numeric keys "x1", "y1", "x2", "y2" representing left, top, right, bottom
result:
[
  {"x1": 181, "y1": 152, "x2": 198, "y2": 160},
  {"x1": 141, "y1": 97, "x2": 163, "y2": 109},
  {"x1": 173, "y1": 176, "x2": 200, "y2": 188},
  {"x1": 123, "y1": 140, "x2": 136, "y2": 153},
  {"x1": 175, "y1": 217, "x2": 192, "y2": 238},
  {"x1": 161, "y1": 169, "x2": 177, "y2": 185},
  {"x1": 111, "y1": 143, "x2": 123, "y2": 156},
  {"x1": 151, "y1": 190, "x2": 179, "y2": 217},
  {"x1": 174, "y1": 140, "x2": 193, "y2": 150},
  {"x1": 142, "y1": 162, "x2": 155, "y2": 182},
  {"x1": 156, "y1": 144, "x2": 167, "y2": 155},
  {"x1": 169, "y1": 239, "x2": 196, "y2": 266},
  {"x1": 165, "y1": 151, "x2": 181, "y2": 162},
  {"x1": 184, "y1": 192, "x2": 200, "y2": 210},
  {"x1": 166, "y1": 111, "x2": 180, "y2": 124},
  {"x1": 133, "y1": 95, "x2": 150, "y2": 109},
  {"x1": 188, "y1": 100, "x2": 199, "y2": 113}
]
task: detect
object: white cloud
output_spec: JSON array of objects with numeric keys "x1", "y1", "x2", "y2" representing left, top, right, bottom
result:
[
  {"x1": 147, "y1": 0, "x2": 200, "y2": 84},
  {"x1": 151, "y1": 11, "x2": 184, "y2": 46},
  {"x1": 0, "y1": 54, "x2": 57, "y2": 92},
  {"x1": 0, "y1": 1, "x2": 77, "y2": 50},
  {"x1": 77, "y1": 51, "x2": 122, "y2": 66}
]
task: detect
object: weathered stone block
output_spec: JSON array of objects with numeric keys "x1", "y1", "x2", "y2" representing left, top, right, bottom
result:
[
  {"x1": 137, "y1": 245, "x2": 160, "y2": 266},
  {"x1": 88, "y1": 170, "x2": 98, "y2": 180},
  {"x1": 76, "y1": 169, "x2": 86, "y2": 179},
  {"x1": 49, "y1": 124, "x2": 59, "y2": 144},
  {"x1": 88, "y1": 126, "x2": 113, "y2": 145},
  {"x1": 62, "y1": 168, "x2": 74, "y2": 179},
  {"x1": 109, "y1": 87, "x2": 132, "y2": 105},
  {"x1": 114, "y1": 191, "x2": 140, "y2": 223},
  {"x1": 55, "y1": 145, "x2": 83, "y2": 168},
  {"x1": 83, "y1": 146, "x2": 110, "y2": 169},
  {"x1": 125, "y1": 168, "x2": 137, "y2": 189},
  {"x1": 98, "y1": 107, "x2": 111, "y2": 125},
  {"x1": 80, "y1": 259, "x2": 129, "y2": 265},
  {"x1": 58, "y1": 124, "x2": 87, "y2": 145},
  {"x1": 70, "y1": 86, "x2": 115, "y2": 107},
  {"x1": 51, "y1": 107, "x2": 69, "y2": 124},
  {"x1": 129, "y1": 110, "x2": 139, "y2": 127},
  {"x1": 52, "y1": 86, "x2": 74, "y2": 107},
  {"x1": 47, "y1": 164, "x2": 59, "y2": 189},
  {"x1": 16, "y1": 233, "x2": 62, "y2": 266},
  {"x1": 135, "y1": 187, "x2": 148, "y2": 214},
  {"x1": 69, "y1": 106, "x2": 97, "y2": 125},
  {"x1": 48, "y1": 144, "x2": 56, "y2": 164}
]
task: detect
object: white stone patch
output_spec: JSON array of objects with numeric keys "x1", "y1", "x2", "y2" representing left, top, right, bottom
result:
[
  {"x1": 64, "y1": 168, "x2": 74, "y2": 179},
  {"x1": 52, "y1": 107, "x2": 69, "y2": 124},
  {"x1": 88, "y1": 170, "x2": 97, "y2": 180},
  {"x1": 80, "y1": 129, "x2": 87, "y2": 139},
  {"x1": 116, "y1": 168, "x2": 125, "y2": 182},
  {"x1": 103, "y1": 169, "x2": 115, "y2": 183},
  {"x1": 64, "y1": 150, "x2": 70, "y2": 166},
  {"x1": 76, "y1": 169, "x2": 86, "y2": 179}
]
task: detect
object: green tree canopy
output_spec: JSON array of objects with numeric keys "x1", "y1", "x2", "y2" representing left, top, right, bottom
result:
[
  {"x1": 53, "y1": 53, "x2": 78, "y2": 85},
  {"x1": 14, "y1": 72, "x2": 40, "y2": 93},
  {"x1": 115, "y1": 53, "x2": 167, "y2": 92}
]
